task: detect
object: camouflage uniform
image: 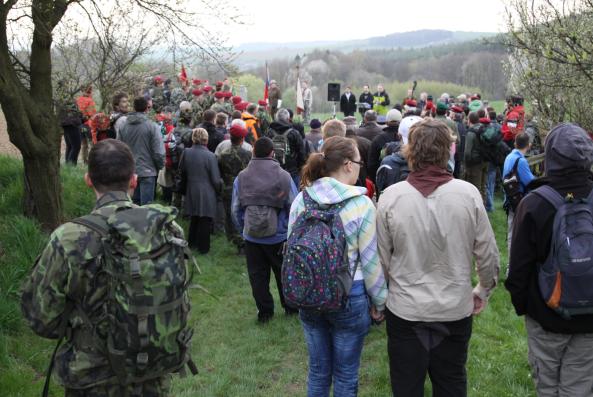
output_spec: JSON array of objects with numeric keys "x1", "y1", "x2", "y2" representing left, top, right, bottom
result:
[
  {"x1": 170, "y1": 88, "x2": 189, "y2": 109},
  {"x1": 210, "y1": 101, "x2": 227, "y2": 115},
  {"x1": 256, "y1": 109, "x2": 271, "y2": 136},
  {"x1": 151, "y1": 86, "x2": 167, "y2": 113},
  {"x1": 190, "y1": 98, "x2": 206, "y2": 127},
  {"x1": 218, "y1": 145, "x2": 252, "y2": 248},
  {"x1": 20, "y1": 192, "x2": 177, "y2": 396}
]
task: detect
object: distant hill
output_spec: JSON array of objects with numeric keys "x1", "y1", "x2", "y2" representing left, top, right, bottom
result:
[{"x1": 236, "y1": 29, "x2": 497, "y2": 69}]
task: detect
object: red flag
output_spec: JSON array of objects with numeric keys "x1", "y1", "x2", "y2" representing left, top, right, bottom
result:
[
  {"x1": 264, "y1": 61, "x2": 269, "y2": 103},
  {"x1": 179, "y1": 64, "x2": 188, "y2": 82}
]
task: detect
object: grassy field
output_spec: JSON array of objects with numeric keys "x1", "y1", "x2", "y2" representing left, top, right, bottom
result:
[{"x1": 0, "y1": 155, "x2": 535, "y2": 396}]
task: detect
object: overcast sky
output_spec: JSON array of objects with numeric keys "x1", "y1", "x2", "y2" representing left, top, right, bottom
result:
[{"x1": 227, "y1": 0, "x2": 508, "y2": 45}]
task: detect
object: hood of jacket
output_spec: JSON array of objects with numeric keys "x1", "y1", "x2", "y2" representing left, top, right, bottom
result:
[
  {"x1": 305, "y1": 177, "x2": 366, "y2": 205},
  {"x1": 126, "y1": 112, "x2": 148, "y2": 125},
  {"x1": 269, "y1": 120, "x2": 292, "y2": 134}
]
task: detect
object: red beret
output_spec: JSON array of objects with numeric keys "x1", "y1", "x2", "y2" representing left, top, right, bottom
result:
[
  {"x1": 235, "y1": 101, "x2": 249, "y2": 112},
  {"x1": 192, "y1": 79, "x2": 201, "y2": 85},
  {"x1": 258, "y1": 100, "x2": 267, "y2": 106},
  {"x1": 192, "y1": 89, "x2": 203, "y2": 96},
  {"x1": 470, "y1": 95, "x2": 481, "y2": 101},
  {"x1": 153, "y1": 75, "x2": 163, "y2": 84},
  {"x1": 229, "y1": 124, "x2": 248, "y2": 139},
  {"x1": 451, "y1": 105, "x2": 464, "y2": 113},
  {"x1": 223, "y1": 91, "x2": 232, "y2": 98},
  {"x1": 215, "y1": 81, "x2": 223, "y2": 87},
  {"x1": 479, "y1": 117, "x2": 491, "y2": 124},
  {"x1": 203, "y1": 85, "x2": 213, "y2": 92},
  {"x1": 406, "y1": 99, "x2": 417, "y2": 107},
  {"x1": 231, "y1": 95, "x2": 242, "y2": 104},
  {"x1": 214, "y1": 91, "x2": 225, "y2": 99}
]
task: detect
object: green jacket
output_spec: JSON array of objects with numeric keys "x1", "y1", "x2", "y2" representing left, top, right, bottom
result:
[
  {"x1": 435, "y1": 115, "x2": 459, "y2": 143},
  {"x1": 464, "y1": 124, "x2": 484, "y2": 166}
]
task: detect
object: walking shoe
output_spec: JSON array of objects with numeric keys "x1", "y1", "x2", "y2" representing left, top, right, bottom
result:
[{"x1": 257, "y1": 312, "x2": 274, "y2": 323}]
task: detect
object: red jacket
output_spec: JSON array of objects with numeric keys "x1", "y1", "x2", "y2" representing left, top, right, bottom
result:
[{"x1": 502, "y1": 105, "x2": 525, "y2": 142}]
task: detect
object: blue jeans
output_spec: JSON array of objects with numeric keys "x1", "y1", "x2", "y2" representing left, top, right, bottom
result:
[
  {"x1": 299, "y1": 287, "x2": 371, "y2": 397},
  {"x1": 132, "y1": 176, "x2": 156, "y2": 205},
  {"x1": 485, "y1": 163, "x2": 497, "y2": 212}
]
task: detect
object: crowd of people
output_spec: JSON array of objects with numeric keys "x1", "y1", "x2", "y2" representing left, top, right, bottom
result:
[{"x1": 23, "y1": 75, "x2": 593, "y2": 397}]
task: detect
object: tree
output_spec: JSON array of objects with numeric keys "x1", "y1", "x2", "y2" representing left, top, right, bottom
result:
[
  {"x1": 504, "y1": 0, "x2": 593, "y2": 131},
  {"x1": 0, "y1": 0, "x2": 239, "y2": 230}
]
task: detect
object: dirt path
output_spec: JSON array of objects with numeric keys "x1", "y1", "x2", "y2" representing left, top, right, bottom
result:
[{"x1": 0, "y1": 110, "x2": 20, "y2": 158}]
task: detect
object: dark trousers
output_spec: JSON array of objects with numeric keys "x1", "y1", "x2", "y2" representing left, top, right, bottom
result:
[
  {"x1": 188, "y1": 216, "x2": 212, "y2": 254},
  {"x1": 386, "y1": 310, "x2": 472, "y2": 397},
  {"x1": 223, "y1": 194, "x2": 242, "y2": 248},
  {"x1": 63, "y1": 125, "x2": 82, "y2": 165},
  {"x1": 244, "y1": 240, "x2": 287, "y2": 317}
]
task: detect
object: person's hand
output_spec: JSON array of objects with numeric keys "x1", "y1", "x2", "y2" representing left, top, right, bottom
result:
[
  {"x1": 472, "y1": 293, "x2": 487, "y2": 315},
  {"x1": 370, "y1": 305, "x2": 384, "y2": 323}
]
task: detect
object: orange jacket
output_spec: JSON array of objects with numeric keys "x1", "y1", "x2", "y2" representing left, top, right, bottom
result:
[
  {"x1": 76, "y1": 95, "x2": 97, "y2": 127},
  {"x1": 242, "y1": 112, "x2": 259, "y2": 141}
]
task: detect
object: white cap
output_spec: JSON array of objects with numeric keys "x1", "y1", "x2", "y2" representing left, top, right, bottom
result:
[
  {"x1": 386, "y1": 109, "x2": 402, "y2": 123},
  {"x1": 398, "y1": 116, "x2": 422, "y2": 145}
]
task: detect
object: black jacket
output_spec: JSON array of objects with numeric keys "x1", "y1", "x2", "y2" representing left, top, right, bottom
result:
[
  {"x1": 266, "y1": 121, "x2": 305, "y2": 178},
  {"x1": 340, "y1": 93, "x2": 357, "y2": 115},
  {"x1": 358, "y1": 93, "x2": 374, "y2": 113},
  {"x1": 367, "y1": 125, "x2": 400, "y2": 183},
  {"x1": 505, "y1": 171, "x2": 593, "y2": 333},
  {"x1": 198, "y1": 121, "x2": 224, "y2": 153}
]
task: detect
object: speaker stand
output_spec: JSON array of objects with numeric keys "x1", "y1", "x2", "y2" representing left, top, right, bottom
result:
[{"x1": 332, "y1": 102, "x2": 337, "y2": 119}]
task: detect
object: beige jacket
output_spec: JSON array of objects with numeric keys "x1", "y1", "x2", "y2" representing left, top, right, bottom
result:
[{"x1": 376, "y1": 179, "x2": 500, "y2": 322}]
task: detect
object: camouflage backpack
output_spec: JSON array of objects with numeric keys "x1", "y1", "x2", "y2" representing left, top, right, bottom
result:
[{"x1": 49, "y1": 205, "x2": 198, "y2": 390}]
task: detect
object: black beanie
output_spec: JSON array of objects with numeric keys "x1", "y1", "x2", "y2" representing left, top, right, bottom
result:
[{"x1": 544, "y1": 123, "x2": 593, "y2": 175}]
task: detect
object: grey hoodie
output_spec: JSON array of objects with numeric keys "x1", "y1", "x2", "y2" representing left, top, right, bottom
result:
[{"x1": 118, "y1": 112, "x2": 165, "y2": 177}]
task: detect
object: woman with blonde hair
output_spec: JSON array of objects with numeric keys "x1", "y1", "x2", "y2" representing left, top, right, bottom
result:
[
  {"x1": 287, "y1": 136, "x2": 387, "y2": 397},
  {"x1": 179, "y1": 128, "x2": 222, "y2": 253},
  {"x1": 376, "y1": 118, "x2": 500, "y2": 396}
]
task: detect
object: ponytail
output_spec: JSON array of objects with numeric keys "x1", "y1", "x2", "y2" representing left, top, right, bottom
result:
[
  {"x1": 300, "y1": 152, "x2": 326, "y2": 189},
  {"x1": 299, "y1": 136, "x2": 357, "y2": 189}
]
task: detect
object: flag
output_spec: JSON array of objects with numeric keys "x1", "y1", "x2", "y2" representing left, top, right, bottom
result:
[
  {"x1": 296, "y1": 76, "x2": 304, "y2": 114},
  {"x1": 264, "y1": 62, "x2": 270, "y2": 103},
  {"x1": 179, "y1": 64, "x2": 188, "y2": 82}
]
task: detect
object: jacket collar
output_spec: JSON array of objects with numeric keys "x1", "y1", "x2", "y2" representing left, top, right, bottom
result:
[{"x1": 95, "y1": 191, "x2": 132, "y2": 209}]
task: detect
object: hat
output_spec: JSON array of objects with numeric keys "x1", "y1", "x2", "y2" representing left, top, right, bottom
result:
[
  {"x1": 405, "y1": 99, "x2": 417, "y2": 107},
  {"x1": 231, "y1": 95, "x2": 242, "y2": 105},
  {"x1": 270, "y1": 80, "x2": 277, "y2": 85},
  {"x1": 223, "y1": 91, "x2": 232, "y2": 98},
  {"x1": 235, "y1": 101, "x2": 248, "y2": 112},
  {"x1": 451, "y1": 105, "x2": 464, "y2": 114},
  {"x1": 202, "y1": 85, "x2": 213, "y2": 92},
  {"x1": 479, "y1": 117, "x2": 491, "y2": 124},
  {"x1": 436, "y1": 101, "x2": 448, "y2": 111},
  {"x1": 386, "y1": 109, "x2": 403, "y2": 123},
  {"x1": 192, "y1": 79, "x2": 202, "y2": 85},
  {"x1": 427, "y1": 95, "x2": 433, "y2": 101},
  {"x1": 468, "y1": 100, "x2": 483, "y2": 112},
  {"x1": 258, "y1": 99, "x2": 267, "y2": 106},
  {"x1": 179, "y1": 101, "x2": 192, "y2": 112},
  {"x1": 545, "y1": 123, "x2": 593, "y2": 175},
  {"x1": 398, "y1": 115, "x2": 422, "y2": 145},
  {"x1": 153, "y1": 75, "x2": 163, "y2": 84},
  {"x1": 229, "y1": 124, "x2": 248, "y2": 139},
  {"x1": 192, "y1": 89, "x2": 203, "y2": 96},
  {"x1": 377, "y1": 115, "x2": 387, "y2": 125},
  {"x1": 215, "y1": 81, "x2": 223, "y2": 87},
  {"x1": 310, "y1": 119, "x2": 322, "y2": 129},
  {"x1": 214, "y1": 91, "x2": 224, "y2": 99}
]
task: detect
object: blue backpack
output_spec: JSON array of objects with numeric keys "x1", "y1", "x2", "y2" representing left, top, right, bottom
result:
[
  {"x1": 534, "y1": 185, "x2": 593, "y2": 319},
  {"x1": 281, "y1": 190, "x2": 357, "y2": 311}
]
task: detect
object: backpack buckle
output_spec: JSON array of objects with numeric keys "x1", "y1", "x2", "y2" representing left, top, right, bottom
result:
[
  {"x1": 136, "y1": 352, "x2": 149, "y2": 368},
  {"x1": 130, "y1": 257, "x2": 141, "y2": 278}
]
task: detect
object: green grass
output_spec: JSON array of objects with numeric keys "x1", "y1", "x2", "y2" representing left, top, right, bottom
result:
[{"x1": 0, "y1": 155, "x2": 535, "y2": 396}]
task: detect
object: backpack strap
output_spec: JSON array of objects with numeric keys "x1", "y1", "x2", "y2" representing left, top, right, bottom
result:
[
  {"x1": 71, "y1": 213, "x2": 110, "y2": 237},
  {"x1": 533, "y1": 185, "x2": 565, "y2": 210},
  {"x1": 42, "y1": 301, "x2": 75, "y2": 397}
]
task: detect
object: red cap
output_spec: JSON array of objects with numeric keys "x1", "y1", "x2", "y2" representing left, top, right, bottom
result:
[
  {"x1": 203, "y1": 85, "x2": 213, "y2": 92},
  {"x1": 192, "y1": 89, "x2": 203, "y2": 96},
  {"x1": 235, "y1": 101, "x2": 249, "y2": 112},
  {"x1": 192, "y1": 79, "x2": 202, "y2": 85},
  {"x1": 215, "y1": 81, "x2": 223, "y2": 87},
  {"x1": 221, "y1": 91, "x2": 231, "y2": 98},
  {"x1": 479, "y1": 117, "x2": 491, "y2": 124},
  {"x1": 451, "y1": 105, "x2": 464, "y2": 113},
  {"x1": 405, "y1": 99, "x2": 417, "y2": 107},
  {"x1": 231, "y1": 95, "x2": 242, "y2": 104},
  {"x1": 154, "y1": 75, "x2": 163, "y2": 84},
  {"x1": 229, "y1": 124, "x2": 248, "y2": 138},
  {"x1": 258, "y1": 99, "x2": 267, "y2": 106},
  {"x1": 470, "y1": 95, "x2": 481, "y2": 101},
  {"x1": 214, "y1": 91, "x2": 225, "y2": 99}
]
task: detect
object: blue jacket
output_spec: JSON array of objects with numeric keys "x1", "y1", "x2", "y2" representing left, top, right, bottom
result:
[
  {"x1": 503, "y1": 149, "x2": 535, "y2": 192},
  {"x1": 231, "y1": 177, "x2": 297, "y2": 245}
]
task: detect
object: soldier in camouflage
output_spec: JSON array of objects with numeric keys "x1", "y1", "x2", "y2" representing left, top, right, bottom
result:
[
  {"x1": 257, "y1": 100, "x2": 271, "y2": 136},
  {"x1": 190, "y1": 89, "x2": 206, "y2": 127},
  {"x1": 170, "y1": 76, "x2": 190, "y2": 110},
  {"x1": 218, "y1": 123, "x2": 252, "y2": 252},
  {"x1": 210, "y1": 91, "x2": 227, "y2": 114},
  {"x1": 202, "y1": 85, "x2": 214, "y2": 109},
  {"x1": 151, "y1": 76, "x2": 167, "y2": 113},
  {"x1": 20, "y1": 140, "x2": 185, "y2": 396}
]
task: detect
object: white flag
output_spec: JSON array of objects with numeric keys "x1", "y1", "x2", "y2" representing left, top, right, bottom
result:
[{"x1": 296, "y1": 77, "x2": 304, "y2": 114}]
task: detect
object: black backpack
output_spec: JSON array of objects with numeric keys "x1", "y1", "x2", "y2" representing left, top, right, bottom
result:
[
  {"x1": 502, "y1": 157, "x2": 524, "y2": 213},
  {"x1": 376, "y1": 153, "x2": 410, "y2": 193}
]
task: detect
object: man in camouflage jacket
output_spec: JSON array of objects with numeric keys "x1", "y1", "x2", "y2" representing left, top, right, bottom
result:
[
  {"x1": 20, "y1": 140, "x2": 174, "y2": 396},
  {"x1": 218, "y1": 124, "x2": 252, "y2": 252}
]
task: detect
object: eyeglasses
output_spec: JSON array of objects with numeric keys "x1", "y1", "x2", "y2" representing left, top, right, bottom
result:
[{"x1": 348, "y1": 159, "x2": 364, "y2": 167}]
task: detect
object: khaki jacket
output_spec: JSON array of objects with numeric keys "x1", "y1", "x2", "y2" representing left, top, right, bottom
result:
[{"x1": 376, "y1": 179, "x2": 499, "y2": 322}]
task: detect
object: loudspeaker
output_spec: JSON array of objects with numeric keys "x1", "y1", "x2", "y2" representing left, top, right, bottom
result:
[{"x1": 327, "y1": 83, "x2": 341, "y2": 102}]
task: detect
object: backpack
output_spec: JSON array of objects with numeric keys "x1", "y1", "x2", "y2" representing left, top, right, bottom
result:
[
  {"x1": 65, "y1": 205, "x2": 197, "y2": 385},
  {"x1": 376, "y1": 153, "x2": 410, "y2": 193},
  {"x1": 271, "y1": 129, "x2": 291, "y2": 167},
  {"x1": 107, "y1": 113, "x2": 124, "y2": 139},
  {"x1": 59, "y1": 103, "x2": 83, "y2": 127},
  {"x1": 502, "y1": 157, "x2": 523, "y2": 213},
  {"x1": 533, "y1": 185, "x2": 593, "y2": 320},
  {"x1": 243, "y1": 205, "x2": 278, "y2": 238},
  {"x1": 281, "y1": 191, "x2": 357, "y2": 311}
]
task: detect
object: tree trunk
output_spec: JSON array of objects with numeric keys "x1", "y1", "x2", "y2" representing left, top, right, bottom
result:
[{"x1": 22, "y1": 149, "x2": 63, "y2": 230}]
